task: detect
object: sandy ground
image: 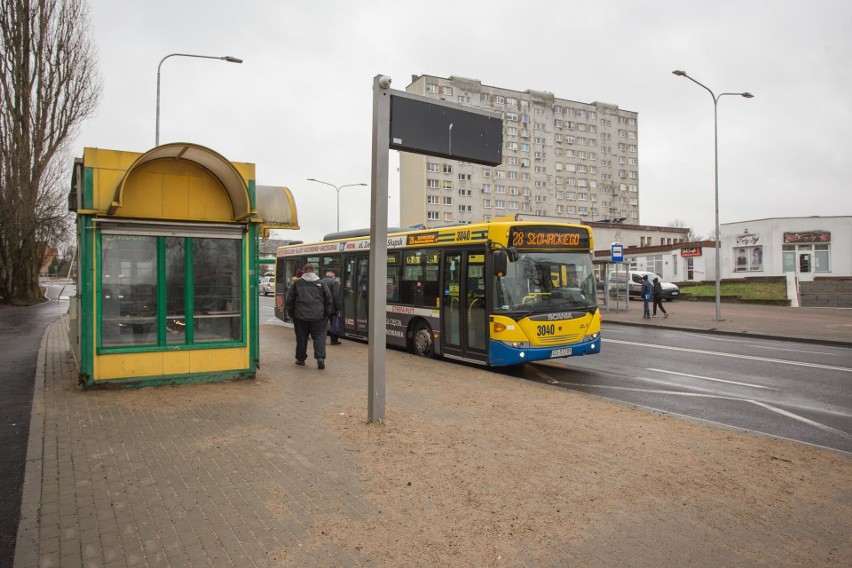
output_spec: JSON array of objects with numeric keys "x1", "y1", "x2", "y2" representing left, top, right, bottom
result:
[{"x1": 302, "y1": 360, "x2": 851, "y2": 566}]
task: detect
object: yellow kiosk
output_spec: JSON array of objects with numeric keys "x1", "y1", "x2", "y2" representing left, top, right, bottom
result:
[{"x1": 68, "y1": 143, "x2": 297, "y2": 387}]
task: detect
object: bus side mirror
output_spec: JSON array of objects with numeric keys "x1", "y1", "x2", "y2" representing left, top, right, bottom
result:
[
  {"x1": 493, "y1": 250, "x2": 508, "y2": 277},
  {"x1": 507, "y1": 246, "x2": 519, "y2": 262}
]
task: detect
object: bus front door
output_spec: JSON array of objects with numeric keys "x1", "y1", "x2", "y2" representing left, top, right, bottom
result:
[
  {"x1": 343, "y1": 254, "x2": 370, "y2": 337},
  {"x1": 441, "y1": 250, "x2": 488, "y2": 363}
]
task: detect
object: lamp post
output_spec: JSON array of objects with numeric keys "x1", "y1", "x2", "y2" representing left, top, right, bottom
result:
[
  {"x1": 672, "y1": 70, "x2": 753, "y2": 321},
  {"x1": 306, "y1": 179, "x2": 368, "y2": 232},
  {"x1": 156, "y1": 53, "x2": 243, "y2": 146}
]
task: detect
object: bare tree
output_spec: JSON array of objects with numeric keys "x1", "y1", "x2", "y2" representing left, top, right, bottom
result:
[
  {"x1": 0, "y1": 0, "x2": 101, "y2": 304},
  {"x1": 668, "y1": 219, "x2": 701, "y2": 242}
]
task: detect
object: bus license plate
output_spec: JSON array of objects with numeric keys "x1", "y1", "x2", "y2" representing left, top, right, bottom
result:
[{"x1": 551, "y1": 348, "x2": 571, "y2": 358}]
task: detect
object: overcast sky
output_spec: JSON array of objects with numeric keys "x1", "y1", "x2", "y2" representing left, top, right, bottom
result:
[{"x1": 72, "y1": 0, "x2": 852, "y2": 243}]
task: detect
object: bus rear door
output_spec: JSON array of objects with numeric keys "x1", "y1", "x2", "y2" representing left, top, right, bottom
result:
[{"x1": 343, "y1": 254, "x2": 369, "y2": 337}]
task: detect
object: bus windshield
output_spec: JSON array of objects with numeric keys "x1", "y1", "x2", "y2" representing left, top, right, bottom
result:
[{"x1": 493, "y1": 251, "x2": 597, "y2": 313}]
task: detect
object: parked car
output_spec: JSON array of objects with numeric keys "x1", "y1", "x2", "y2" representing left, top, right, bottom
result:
[
  {"x1": 607, "y1": 270, "x2": 679, "y2": 301},
  {"x1": 259, "y1": 276, "x2": 275, "y2": 296}
]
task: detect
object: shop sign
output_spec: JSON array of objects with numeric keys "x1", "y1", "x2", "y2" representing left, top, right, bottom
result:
[{"x1": 783, "y1": 230, "x2": 830, "y2": 243}]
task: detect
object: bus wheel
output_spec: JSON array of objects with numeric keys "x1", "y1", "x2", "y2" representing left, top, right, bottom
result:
[{"x1": 411, "y1": 321, "x2": 434, "y2": 357}]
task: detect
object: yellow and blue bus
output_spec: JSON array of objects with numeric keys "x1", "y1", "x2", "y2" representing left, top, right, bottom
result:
[{"x1": 274, "y1": 219, "x2": 601, "y2": 366}]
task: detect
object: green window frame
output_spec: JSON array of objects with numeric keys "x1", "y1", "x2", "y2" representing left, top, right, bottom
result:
[{"x1": 98, "y1": 231, "x2": 245, "y2": 353}]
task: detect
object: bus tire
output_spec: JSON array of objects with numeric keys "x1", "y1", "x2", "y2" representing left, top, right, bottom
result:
[{"x1": 410, "y1": 321, "x2": 434, "y2": 357}]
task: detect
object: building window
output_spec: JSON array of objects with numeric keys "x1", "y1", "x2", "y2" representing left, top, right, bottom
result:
[
  {"x1": 427, "y1": 179, "x2": 439, "y2": 189},
  {"x1": 443, "y1": 180, "x2": 453, "y2": 189},
  {"x1": 441, "y1": 86, "x2": 453, "y2": 95},
  {"x1": 427, "y1": 195, "x2": 439, "y2": 204},
  {"x1": 443, "y1": 196, "x2": 453, "y2": 205},
  {"x1": 427, "y1": 211, "x2": 439, "y2": 221},
  {"x1": 426, "y1": 83, "x2": 438, "y2": 93},
  {"x1": 427, "y1": 162, "x2": 440, "y2": 172}
]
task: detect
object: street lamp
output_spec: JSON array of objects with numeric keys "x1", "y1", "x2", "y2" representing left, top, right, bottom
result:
[
  {"x1": 672, "y1": 70, "x2": 753, "y2": 321},
  {"x1": 156, "y1": 53, "x2": 243, "y2": 146},
  {"x1": 306, "y1": 179, "x2": 368, "y2": 232}
]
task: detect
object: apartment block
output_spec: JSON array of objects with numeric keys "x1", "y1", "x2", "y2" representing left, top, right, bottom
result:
[{"x1": 400, "y1": 74, "x2": 640, "y2": 228}]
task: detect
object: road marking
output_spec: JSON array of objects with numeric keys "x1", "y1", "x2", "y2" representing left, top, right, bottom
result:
[
  {"x1": 532, "y1": 366, "x2": 852, "y2": 443},
  {"x1": 646, "y1": 368, "x2": 775, "y2": 390},
  {"x1": 748, "y1": 400, "x2": 852, "y2": 441},
  {"x1": 612, "y1": 328, "x2": 843, "y2": 355},
  {"x1": 605, "y1": 338, "x2": 852, "y2": 373}
]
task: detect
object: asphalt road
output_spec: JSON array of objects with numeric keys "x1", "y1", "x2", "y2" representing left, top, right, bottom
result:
[
  {"x1": 260, "y1": 293, "x2": 852, "y2": 453},
  {"x1": 508, "y1": 324, "x2": 852, "y2": 454},
  {"x1": 0, "y1": 284, "x2": 68, "y2": 567}
]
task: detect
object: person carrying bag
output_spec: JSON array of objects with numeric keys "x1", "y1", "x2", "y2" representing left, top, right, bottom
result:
[{"x1": 322, "y1": 268, "x2": 344, "y2": 345}]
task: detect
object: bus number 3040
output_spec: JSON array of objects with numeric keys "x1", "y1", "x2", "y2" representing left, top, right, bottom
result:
[{"x1": 537, "y1": 324, "x2": 556, "y2": 336}]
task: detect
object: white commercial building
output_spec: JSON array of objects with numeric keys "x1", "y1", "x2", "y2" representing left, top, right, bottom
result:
[{"x1": 721, "y1": 216, "x2": 851, "y2": 280}]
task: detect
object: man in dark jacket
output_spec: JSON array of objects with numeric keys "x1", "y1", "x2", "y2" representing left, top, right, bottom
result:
[
  {"x1": 640, "y1": 274, "x2": 653, "y2": 319},
  {"x1": 321, "y1": 268, "x2": 343, "y2": 345},
  {"x1": 652, "y1": 277, "x2": 668, "y2": 318},
  {"x1": 285, "y1": 264, "x2": 333, "y2": 369}
]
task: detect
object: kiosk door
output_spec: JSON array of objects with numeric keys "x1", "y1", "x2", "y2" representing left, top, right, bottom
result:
[{"x1": 441, "y1": 250, "x2": 488, "y2": 363}]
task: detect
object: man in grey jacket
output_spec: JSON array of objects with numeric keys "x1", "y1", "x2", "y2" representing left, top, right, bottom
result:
[
  {"x1": 285, "y1": 264, "x2": 333, "y2": 369},
  {"x1": 321, "y1": 268, "x2": 343, "y2": 345}
]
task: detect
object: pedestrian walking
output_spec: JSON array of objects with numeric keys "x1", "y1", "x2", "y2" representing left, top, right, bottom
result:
[
  {"x1": 321, "y1": 268, "x2": 343, "y2": 345},
  {"x1": 640, "y1": 274, "x2": 653, "y2": 319},
  {"x1": 285, "y1": 264, "x2": 333, "y2": 369},
  {"x1": 652, "y1": 277, "x2": 668, "y2": 318}
]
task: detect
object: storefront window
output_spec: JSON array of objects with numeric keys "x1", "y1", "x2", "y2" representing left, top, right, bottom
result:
[
  {"x1": 734, "y1": 245, "x2": 763, "y2": 272},
  {"x1": 193, "y1": 238, "x2": 242, "y2": 342},
  {"x1": 815, "y1": 245, "x2": 830, "y2": 273},
  {"x1": 101, "y1": 235, "x2": 158, "y2": 346}
]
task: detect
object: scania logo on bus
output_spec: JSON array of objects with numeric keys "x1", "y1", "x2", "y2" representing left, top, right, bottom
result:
[{"x1": 548, "y1": 312, "x2": 573, "y2": 320}]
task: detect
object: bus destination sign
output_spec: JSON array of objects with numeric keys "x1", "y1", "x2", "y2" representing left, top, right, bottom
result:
[
  {"x1": 407, "y1": 232, "x2": 439, "y2": 246},
  {"x1": 509, "y1": 226, "x2": 590, "y2": 250}
]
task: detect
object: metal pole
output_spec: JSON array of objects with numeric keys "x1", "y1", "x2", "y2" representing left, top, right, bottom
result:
[
  {"x1": 672, "y1": 71, "x2": 753, "y2": 321},
  {"x1": 155, "y1": 53, "x2": 242, "y2": 146},
  {"x1": 368, "y1": 74, "x2": 392, "y2": 423},
  {"x1": 336, "y1": 186, "x2": 341, "y2": 232},
  {"x1": 713, "y1": 97, "x2": 721, "y2": 321}
]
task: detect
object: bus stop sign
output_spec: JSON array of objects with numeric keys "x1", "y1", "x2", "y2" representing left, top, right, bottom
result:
[
  {"x1": 611, "y1": 243, "x2": 624, "y2": 263},
  {"x1": 389, "y1": 92, "x2": 503, "y2": 166}
]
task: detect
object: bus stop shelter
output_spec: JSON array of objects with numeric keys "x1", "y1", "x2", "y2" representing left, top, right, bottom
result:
[{"x1": 67, "y1": 143, "x2": 297, "y2": 387}]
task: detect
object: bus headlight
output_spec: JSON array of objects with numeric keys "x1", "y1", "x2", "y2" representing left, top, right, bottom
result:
[{"x1": 582, "y1": 332, "x2": 600, "y2": 342}]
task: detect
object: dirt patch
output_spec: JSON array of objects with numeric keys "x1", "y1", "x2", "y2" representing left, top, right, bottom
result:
[{"x1": 312, "y1": 370, "x2": 851, "y2": 566}]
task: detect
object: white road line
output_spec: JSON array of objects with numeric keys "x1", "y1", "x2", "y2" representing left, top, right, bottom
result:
[
  {"x1": 612, "y1": 328, "x2": 843, "y2": 355},
  {"x1": 748, "y1": 400, "x2": 852, "y2": 441},
  {"x1": 604, "y1": 338, "x2": 852, "y2": 373},
  {"x1": 532, "y1": 366, "x2": 852, "y2": 441},
  {"x1": 646, "y1": 368, "x2": 775, "y2": 390}
]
